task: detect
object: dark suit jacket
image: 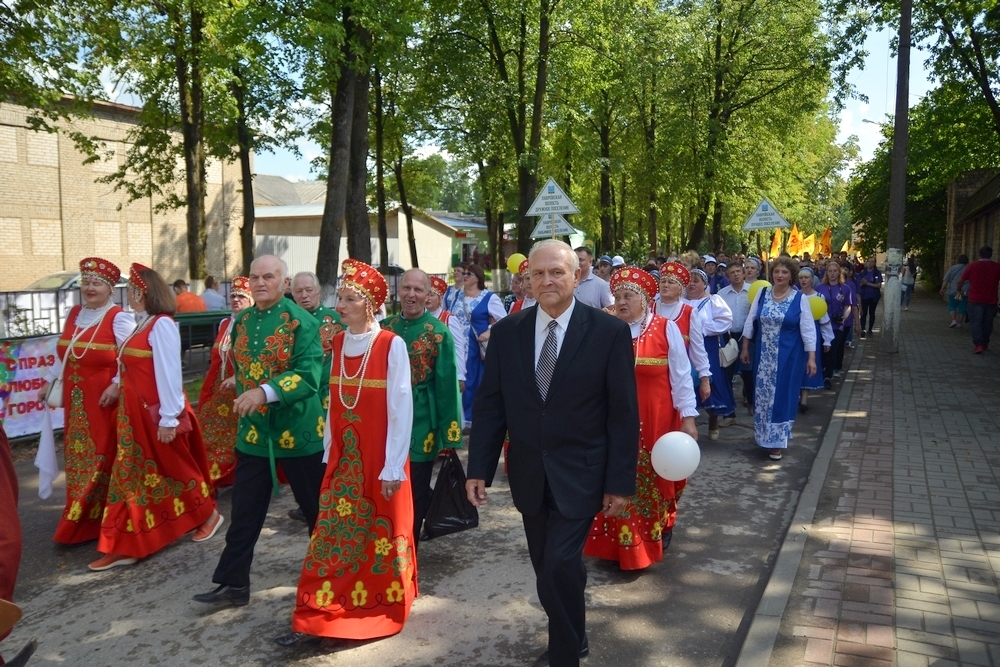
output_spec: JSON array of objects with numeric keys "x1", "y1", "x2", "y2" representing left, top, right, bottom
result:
[{"x1": 468, "y1": 301, "x2": 640, "y2": 520}]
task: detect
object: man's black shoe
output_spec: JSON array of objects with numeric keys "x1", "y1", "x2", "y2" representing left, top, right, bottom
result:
[
  {"x1": 662, "y1": 530, "x2": 673, "y2": 550},
  {"x1": 532, "y1": 635, "x2": 589, "y2": 666},
  {"x1": 275, "y1": 631, "x2": 312, "y2": 647},
  {"x1": 192, "y1": 584, "x2": 250, "y2": 606},
  {"x1": 4, "y1": 639, "x2": 37, "y2": 667},
  {"x1": 288, "y1": 508, "x2": 308, "y2": 523}
]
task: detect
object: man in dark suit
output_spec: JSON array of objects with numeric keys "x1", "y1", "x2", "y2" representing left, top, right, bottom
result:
[{"x1": 467, "y1": 240, "x2": 640, "y2": 667}]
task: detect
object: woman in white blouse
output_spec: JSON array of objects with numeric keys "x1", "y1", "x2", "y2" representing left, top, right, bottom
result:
[
  {"x1": 457, "y1": 263, "x2": 506, "y2": 427},
  {"x1": 281, "y1": 258, "x2": 415, "y2": 649},
  {"x1": 655, "y1": 263, "x2": 712, "y2": 406},
  {"x1": 685, "y1": 269, "x2": 735, "y2": 440}
]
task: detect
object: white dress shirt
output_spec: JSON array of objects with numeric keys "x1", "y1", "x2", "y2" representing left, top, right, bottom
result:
[
  {"x1": 146, "y1": 315, "x2": 187, "y2": 428},
  {"x1": 742, "y1": 289, "x2": 818, "y2": 352},
  {"x1": 655, "y1": 299, "x2": 711, "y2": 378},
  {"x1": 535, "y1": 298, "x2": 577, "y2": 366},
  {"x1": 685, "y1": 295, "x2": 733, "y2": 336},
  {"x1": 718, "y1": 283, "x2": 750, "y2": 334},
  {"x1": 322, "y1": 328, "x2": 413, "y2": 481},
  {"x1": 574, "y1": 271, "x2": 614, "y2": 309},
  {"x1": 628, "y1": 313, "x2": 698, "y2": 418}
]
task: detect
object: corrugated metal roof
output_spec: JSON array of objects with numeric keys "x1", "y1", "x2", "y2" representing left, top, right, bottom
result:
[
  {"x1": 958, "y1": 171, "x2": 1000, "y2": 222},
  {"x1": 254, "y1": 174, "x2": 303, "y2": 206},
  {"x1": 294, "y1": 181, "x2": 328, "y2": 204},
  {"x1": 435, "y1": 215, "x2": 487, "y2": 230}
]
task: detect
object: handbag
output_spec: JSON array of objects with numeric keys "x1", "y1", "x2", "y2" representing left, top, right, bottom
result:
[
  {"x1": 45, "y1": 376, "x2": 64, "y2": 408},
  {"x1": 146, "y1": 402, "x2": 194, "y2": 435},
  {"x1": 420, "y1": 449, "x2": 479, "y2": 540},
  {"x1": 719, "y1": 337, "x2": 739, "y2": 368}
]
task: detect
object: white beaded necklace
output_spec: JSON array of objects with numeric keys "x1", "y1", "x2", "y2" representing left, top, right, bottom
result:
[
  {"x1": 218, "y1": 316, "x2": 235, "y2": 380},
  {"x1": 67, "y1": 300, "x2": 115, "y2": 361},
  {"x1": 337, "y1": 322, "x2": 380, "y2": 410}
]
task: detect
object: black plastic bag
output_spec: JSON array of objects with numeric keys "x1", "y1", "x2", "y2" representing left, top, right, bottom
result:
[{"x1": 421, "y1": 450, "x2": 479, "y2": 540}]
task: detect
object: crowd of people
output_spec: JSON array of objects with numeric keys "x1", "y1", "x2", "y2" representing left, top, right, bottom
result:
[{"x1": 6, "y1": 239, "x2": 998, "y2": 667}]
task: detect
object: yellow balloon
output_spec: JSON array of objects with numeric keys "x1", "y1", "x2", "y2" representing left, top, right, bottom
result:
[
  {"x1": 748, "y1": 279, "x2": 771, "y2": 304},
  {"x1": 506, "y1": 253, "x2": 527, "y2": 274},
  {"x1": 809, "y1": 295, "x2": 828, "y2": 320}
]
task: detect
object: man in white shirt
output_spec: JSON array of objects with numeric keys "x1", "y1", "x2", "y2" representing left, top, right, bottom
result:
[
  {"x1": 718, "y1": 263, "x2": 752, "y2": 415},
  {"x1": 573, "y1": 247, "x2": 614, "y2": 310}
]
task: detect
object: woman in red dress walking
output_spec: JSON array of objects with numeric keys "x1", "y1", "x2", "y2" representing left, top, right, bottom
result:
[
  {"x1": 585, "y1": 268, "x2": 699, "y2": 570},
  {"x1": 277, "y1": 258, "x2": 414, "y2": 651},
  {"x1": 90, "y1": 264, "x2": 223, "y2": 571},
  {"x1": 196, "y1": 276, "x2": 252, "y2": 488},
  {"x1": 39, "y1": 258, "x2": 135, "y2": 544}
]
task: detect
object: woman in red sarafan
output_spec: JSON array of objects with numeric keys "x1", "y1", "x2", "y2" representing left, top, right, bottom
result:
[
  {"x1": 196, "y1": 276, "x2": 252, "y2": 489},
  {"x1": 90, "y1": 264, "x2": 223, "y2": 571},
  {"x1": 39, "y1": 258, "x2": 136, "y2": 544},
  {"x1": 585, "y1": 267, "x2": 699, "y2": 570},
  {"x1": 277, "y1": 258, "x2": 414, "y2": 651}
]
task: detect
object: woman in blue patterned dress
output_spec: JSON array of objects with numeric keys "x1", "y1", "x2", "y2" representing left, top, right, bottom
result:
[
  {"x1": 740, "y1": 257, "x2": 817, "y2": 461},
  {"x1": 457, "y1": 263, "x2": 506, "y2": 426}
]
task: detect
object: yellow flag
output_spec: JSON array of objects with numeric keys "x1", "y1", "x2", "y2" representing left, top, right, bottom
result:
[
  {"x1": 769, "y1": 229, "x2": 782, "y2": 257},
  {"x1": 802, "y1": 233, "x2": 816, "y2": 255},
  {"x1": 840, "y1": 239, "x2": 850, "y2": 253},
  {"x1": 787, "y1": 222, "x2": 802, "y2": 255},
  {"x1": 819, "y1": 228, "x2": 832, "y2": 256}
]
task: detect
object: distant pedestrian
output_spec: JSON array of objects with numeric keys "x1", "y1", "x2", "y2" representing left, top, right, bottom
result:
[
  {"x1": 816, "y1": 261, "x2": 854, "y2": 384},
  {"x1": 940, "y1": 254, "x2": 970, "y2": 328},
  {"x1": 798, "y1": 268, "x2": 833, "y2": 408},
  {"x1": 899, "y1": 255, "x2": 917, "y2": 310},
  {"x1": 857, "y1": 258, "x2": 883, "y2": 338},
  {"x1": 504, "y1": 272, "x2": 524, "y2": 312},
  {"x1": 201, "y1": 276, "x2": 227, "y2": 311},
  {"x1": 172, "y1": 279, "x2": 207, "y2": 312},
  {"x1": 573, "y1": 246, "x2": 614, "y2": 309},
  {"x1": 958, "y1": 246, "x2": 1000, "y2": 354}
]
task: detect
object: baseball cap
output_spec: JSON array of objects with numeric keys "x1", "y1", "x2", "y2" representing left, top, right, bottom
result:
[
  {"x1": 598, "y1": 255, "x2": 613, "y2": 266},
  {"x1": 611, "y1": 255, "x2": 625, "y2": 267}
]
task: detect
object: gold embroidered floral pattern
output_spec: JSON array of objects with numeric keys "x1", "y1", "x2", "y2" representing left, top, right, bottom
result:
[
  {"x1": 336, "y1": 498, "x2": 353, "y2": 517},
  {"x1": 279, "y1": 374, "x2": 302, "y2": 392},
  {"x1": 316, "y1": 581, "x2": 335, "y2": 608},
  {"x1": 317, "y1": 416, "x2": 325, "y2": 438},
  {"x1": 245, "y1": 425, "x2": 259, "y2": 445},
  {"x1": 422, "y1": 432, "x2": 435, "y2": 453},
  {"x1": 350, "y1": 581, "x2": 367, "y2": 607},
  {"x1": 249, "y1": 361, "x2": 264, "y2": 380},
  {"x1": 279, "y1": 430, "x2": 296, "y2": 449},
  {"x1": 385, "y1": 581, "x2": 405, "y2": 603},
  {"x1": 374, "y1": 537, "x2": 391, "y2": 556},
  {"x1": 447, "y1": 421, "x2": 461, "y2": 443}
]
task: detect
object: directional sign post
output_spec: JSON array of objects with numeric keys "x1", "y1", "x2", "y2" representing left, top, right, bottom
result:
[
  {"x1": 742, "y1": 197, "x2": 790, "y2": 231},
  {"x1": 529, "y1": 214, "x2": 580, "y2": 239}
]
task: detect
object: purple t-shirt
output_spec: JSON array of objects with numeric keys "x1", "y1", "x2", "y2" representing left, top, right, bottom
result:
[
  {"x1": 816, "y1": 282, "x2": 855, "y2": 330},
  {"x1": 858, "y1": 269, "x2": 883, "y2": 300}
]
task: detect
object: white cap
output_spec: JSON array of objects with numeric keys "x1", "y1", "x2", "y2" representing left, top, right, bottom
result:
[
  {"x1": 611, "y1": 255, "x2": 625, "y2": 267},
  {"x1": 702, "y1": 254, "x2": 717, "y2": 264}
]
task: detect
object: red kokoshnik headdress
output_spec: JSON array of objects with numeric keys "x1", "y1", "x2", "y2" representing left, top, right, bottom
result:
[
  {"x1": 429, "y1": 276, "x2": 448, "y2": 297},
  {"x1": 610, "y1": 267, "x2": 658, "y2": 302},
  {"x1": 340, "y1": 258, "x2": 388, "y2": 311},
  {"x1": 79, "y1": 257, "x2": 121, "y2": 288},
  {"x1": 230, "y1": 276, "x2": 252, "y2": 299},
  {"x1": 129, "y1": 263, "x2": 151, "y2": 292},
  {"x1": 660, "y1": 262, "x2": 691, "y2": 288}
]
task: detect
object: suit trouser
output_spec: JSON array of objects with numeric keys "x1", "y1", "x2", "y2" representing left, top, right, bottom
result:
[
  {"x1": 522, "y1": 482, "x2": 593, "y2": 667},
  {"x1": 410, "y1": 459, "x2": 435, "y2": 546},
  {"x1": 212, "y1": 450, "x2": 324, "y2": 588}
]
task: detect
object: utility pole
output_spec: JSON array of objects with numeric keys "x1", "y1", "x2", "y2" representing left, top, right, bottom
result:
[{"x1": 880, "y1": 0, "x2": 911, "y2": 353}]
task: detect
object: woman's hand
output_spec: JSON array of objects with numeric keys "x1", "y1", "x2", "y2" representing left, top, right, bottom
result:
[
  {"x1": 477, "y1": 329, "x2": 490, "y2": 343},
  {"x1": 698, "y1": 377, "x2": 711, "y2": 402},
  {"x1": 37, "y1": 380, "x2": 49, "y2": 402},
  {"x1": 681, "y1": 416, "x2": 698, "y2": 442},
  {"x1": 740, "y1": 344, "x2": 751, "y2": 366},
  {"x1": 98, "y1": 383, "x2": 120, "y2": 407},
  {"x1": 157, "y1": 426, "x2": 177, "y2": 443},
  {"x1": 381, "y1": 480, "x2": 401, "y2": 500},
  {"x1": 221, "y1": 376, "x2": 236, "y2": 391},
  {"x1": 806, "y1": 353, "x2": 817, "y2": 377},
  {"x1": 823, "y1": 345, "x2": 831, "y2": 353}
]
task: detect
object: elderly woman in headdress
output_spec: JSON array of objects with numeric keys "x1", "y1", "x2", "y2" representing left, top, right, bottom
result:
[
  {"x1": 585, "y1": 267, "x2": 698, "y2": 570},
  {"x1": 39, "y1": 258, "x2": 135, "y2": 544},
  {"x1": 655, "y1": 262, "x2": 712, "y2": 406},
  {"x1": 279, "y1": 258, "x2": 415, "y2": 651},
  {"x1": 196, "y1": 277, "x2": 252, "y2": 488},
  {"x1": 91, "y1": 263, "x2": 221, "y2": 571}
]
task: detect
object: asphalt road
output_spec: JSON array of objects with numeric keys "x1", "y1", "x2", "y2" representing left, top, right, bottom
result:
[{"x1": 5, "y1": 369, "x2": 848, "y2": 667}]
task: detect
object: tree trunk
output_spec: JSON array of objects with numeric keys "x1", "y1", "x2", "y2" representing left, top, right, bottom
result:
[
  {"x1": 711, "y1": 198, "x2": 723, "y2": 252},
  {"x1": 231, "y1": 68, "x2": 255, "y2": 276},
  {"x1": 618, "y1": 172, "x2": 626, "y2": 248},
  {"x1": 599, "y1": 117, "x2": 612, "y2": 252},
  {"x1": 346, "y1": 39, "x2": 372, "y2": 264},
  {"x1": 393, "y1": 145, "x2": 418, "y2": 267},
  {"x1": 316, "y1": 12, "x2": 356, "y2": 295},
  {"x1": 173, "y1": 5, "x2": 207, "y2": 279},
  {"x1": 516, "y1": 0, "x2": 552, "y2": 254},
  {"x1": 374, "y1": 68, "x2": 389, "y2": 270}
]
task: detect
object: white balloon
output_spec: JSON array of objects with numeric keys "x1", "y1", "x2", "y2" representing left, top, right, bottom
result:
[{"x1": 650, "y1": 431, "x2": 701, "y2": 481}]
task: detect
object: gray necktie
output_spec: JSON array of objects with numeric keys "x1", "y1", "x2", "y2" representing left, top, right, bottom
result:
[{"x1": 536, "y1": 320, "x2": 559, "y2": 400}]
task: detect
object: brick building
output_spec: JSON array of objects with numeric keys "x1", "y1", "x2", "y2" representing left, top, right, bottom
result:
[
  {"x1": 945, "y1": 169, "x2": 1000, "y2": 270},
  {"x1": 0, "y1": 100, "x2": 242, "y2": 291}
]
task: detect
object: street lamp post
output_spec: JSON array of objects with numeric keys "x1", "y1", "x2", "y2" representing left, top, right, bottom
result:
[{"x1": 881, "y1": 0, "x2": 912, "y2": 353}]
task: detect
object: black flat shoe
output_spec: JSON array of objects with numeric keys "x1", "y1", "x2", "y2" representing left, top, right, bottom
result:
[
  {"x1": 275, "y1": 631, "x2": 311, "y2": 647},
  {"x1": 193, "y1": 584, "x2": 250, "y2": 606},
  {"x1": 798, "y1": 403, "x2": 809, "y2": 414},
  {"x1": 4, "y1": 639, "x2": 37, "y2": 667},
  {"x1": 662, "y1": 530, "x2": 673, "y2": 550},
  {"x1": 532, "y1": 635, "x2": 589, "y2": 666},
  {"x1": 288, "y1": 508, "x2": 307, "y2": 523}
]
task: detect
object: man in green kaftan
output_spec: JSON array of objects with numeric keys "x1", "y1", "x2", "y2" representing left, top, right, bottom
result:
[
  {"x1": 382, "y1": 269, "x2": 464, "y2": 543},
  {"x1": 194, "y1": 255, "x2": 326, "y2": 607},
  {"x1": 291, "y1": 271, "x2": 344, "y2": 411}
]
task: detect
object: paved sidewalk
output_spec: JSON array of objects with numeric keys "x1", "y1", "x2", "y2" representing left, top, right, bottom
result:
[{"x1": 746, "y1": 291, "x2": 1000, "y2": 667}]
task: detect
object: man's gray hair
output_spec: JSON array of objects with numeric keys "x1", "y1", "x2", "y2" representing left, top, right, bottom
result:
[
  {"x1": 528, "y1": 239, "x2": 580, "y2": 273},
  {"x1": 292, "y1": 271, "x2": 321, "y2": 289},
  {"x1": 250, "y1": 255, "x2": 289, "y2": 280}
]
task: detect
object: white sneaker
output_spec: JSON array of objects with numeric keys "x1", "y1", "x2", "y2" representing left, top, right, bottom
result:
[
  {"x1": 949, "y1": 321, "x2": 958, "y2": 328},
  {"x1": 833, "y1": 370, "x2": 841, "y2": 378}
]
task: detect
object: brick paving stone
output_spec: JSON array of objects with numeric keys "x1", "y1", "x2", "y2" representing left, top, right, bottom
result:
[{"x1": 763, "y1": 295, "x2": 1000, "y2": 667}]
